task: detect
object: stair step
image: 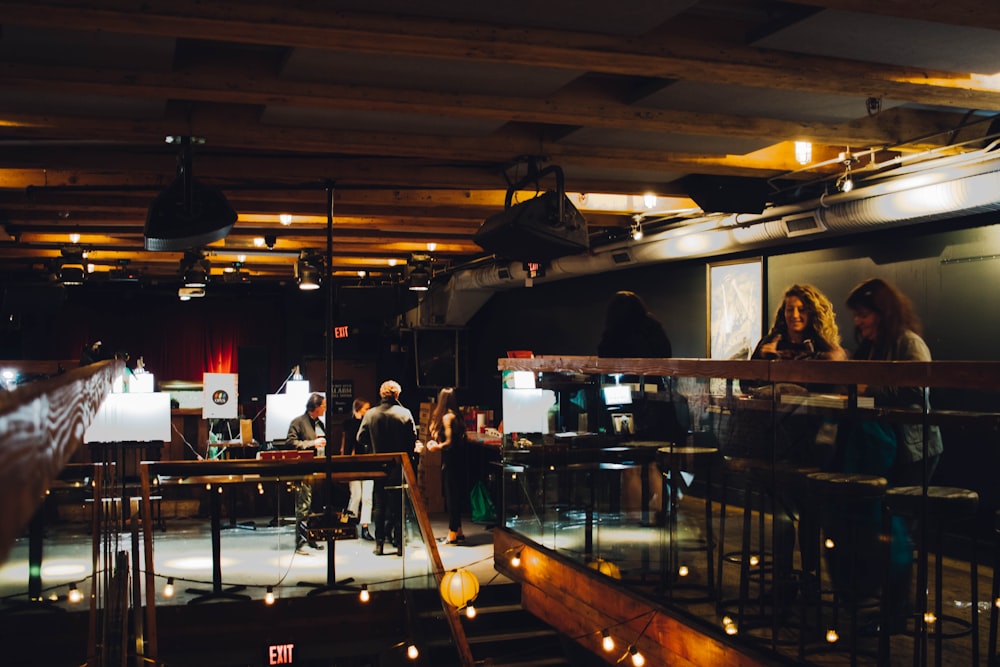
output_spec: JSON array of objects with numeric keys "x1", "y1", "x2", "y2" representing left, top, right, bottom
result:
[
  {"x1": 466, "y1": 628, "x2": 559, "y2": 644},
  {"x1": 488, "y1": 658, "x2": 570, "y2": 667}
]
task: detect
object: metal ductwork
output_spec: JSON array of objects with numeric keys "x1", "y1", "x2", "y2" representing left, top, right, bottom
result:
[{"x1": 435, "y1": 146, "x2": 1000, "y2": 324}]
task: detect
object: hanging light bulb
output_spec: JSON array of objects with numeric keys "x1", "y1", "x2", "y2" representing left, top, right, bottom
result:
[
  {"x1": 264, "y1": 586, "x2": 275, "y2": 605},
  {"x1": 67, "y1": 583, "x2": 83, "y2": 604},
  {"x1": 794, "y1": 141, "x2": 813, "y2": 165},
  {"x1": 465, "y1": 604, "x2": 477, "y2": 619},
  {"x1": 628, "y1": 645, "x2": 645, "y2": 667},
  {"x1": 359, "y1": 584, "x2": 370, "y2": 603},
  {"x1": 601, "y1": 629, "x2": 614, "y2": 652},
  {"x1": 163, "y1": 577, "x2": 175, "y2": 598},
  {"x1": 510, "y1": 549, "x2": 521, "y2": 568},
  {"x1": 406, "y1": 644, "x2": 419, "y2": 660}
]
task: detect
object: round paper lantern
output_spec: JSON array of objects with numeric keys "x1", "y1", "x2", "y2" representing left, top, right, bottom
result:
[
  {"x1": 587, "y1": 558, "x2": 622, "y2": 579},
  {"x1": 439, "y1": 568, "x2": 479, "y2": 608}
]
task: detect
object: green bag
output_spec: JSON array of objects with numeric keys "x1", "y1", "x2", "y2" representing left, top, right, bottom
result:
[{"x1": 470, "y1": 480, "x2": 497, "y2": 524}]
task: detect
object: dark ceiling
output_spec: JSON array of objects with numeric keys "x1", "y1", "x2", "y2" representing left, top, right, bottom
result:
[{"x1": 0, "y1": 0, "x2": 998, "y2": 290}]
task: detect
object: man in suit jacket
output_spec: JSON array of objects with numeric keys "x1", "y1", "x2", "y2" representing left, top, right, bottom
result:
[{"x1": 286, "y1": 392, "x2": 327, "y2": 552}]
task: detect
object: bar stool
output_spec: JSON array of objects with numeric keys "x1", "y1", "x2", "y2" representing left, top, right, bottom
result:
[
  {"x1": 806, "y1": 471, "x2": 888, "y2": 664},
  {"x1": 717, "y1": 456, "x2": 819, "y2": 642},
  {"x1": 656, "y1": 443, "x2": 718, "y2": 602},
  {"x1": 883, "y1": 485, "x2": 980, "y2": 667},
  {"x1": 716, "y1": 456, "x2": 772, "y2": 627}
]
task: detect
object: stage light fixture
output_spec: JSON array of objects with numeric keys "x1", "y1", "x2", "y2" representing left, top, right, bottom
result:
[
  {"x1": 296, "y1": 251, "x2": 322, "y2": 291},
  {"x1": 407, "y1": 253, "x2": 432, "y2": 291},
  {"x1": 59, "y1": 265, "x2": 85, "y2": 286}
]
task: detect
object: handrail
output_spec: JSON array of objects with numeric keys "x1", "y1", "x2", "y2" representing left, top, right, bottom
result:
[
  {"x1": 0, "y1": 358, "x2": 121, "y2": 564},
  {"x1": 498, "y1": 356, "x2": 1000, "y2": 390},
  {"x1": 138, "y1": 453, "x2": 476, "y2": 667}
]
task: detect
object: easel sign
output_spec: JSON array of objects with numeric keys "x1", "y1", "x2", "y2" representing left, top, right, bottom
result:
[{"x1": 203, "y1": 373, "x2": 239, "y2": 419}]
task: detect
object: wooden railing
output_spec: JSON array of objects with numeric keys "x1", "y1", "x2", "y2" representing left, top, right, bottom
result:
[{"x1": 0, "y1": 359, "x2": 121, "y2": 564}]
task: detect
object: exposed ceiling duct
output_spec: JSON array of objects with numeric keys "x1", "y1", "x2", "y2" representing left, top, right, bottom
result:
[{"x1": 436, "y1": 144, "x2": 1000, "y2": 323}]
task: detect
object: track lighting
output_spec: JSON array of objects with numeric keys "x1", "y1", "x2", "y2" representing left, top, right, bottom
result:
[
  {"x1": 630, "y1": 219, "x2": 643, "y2": 241},
  {"x1": 836, "y1": 149, "x2": 859, "y2": 193}
]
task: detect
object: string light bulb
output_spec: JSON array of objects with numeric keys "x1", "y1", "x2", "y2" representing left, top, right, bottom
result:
[
  {"x1": 406, "y1": 644, "x2": 419, "y2": 660},
  {"x1": 601, "y1": 629, "x2": 614, "y2": 652},
  {"x1": 628, "y1": 645, "x2": 645, "y2": 667},
  {"x1": 360, "y1": 584, "x2": 370, "y2": 603},
  {"x1": 511, "y1": 550, "x2": 521, "y2": 568},
  {"x1": 264, "y1": 586, "x2": 275, "y2": 605},
  {"x1": 465, "y1": 604, "x2": 477, "y2": 619},
  {"x1": 67, "y1": 583, "x2": 83, "y2": 603},
  {"x1": 163, "y1": 577, "x2": 175, "y2": 598}
]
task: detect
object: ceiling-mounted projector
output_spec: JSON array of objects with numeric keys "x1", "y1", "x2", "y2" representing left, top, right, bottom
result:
[
  {"x1": 473, "y1": 163, "x2": 588, "y2": 262},
  {"x1": 144, "y1": 136, "x2": 238, "y2": 251}
]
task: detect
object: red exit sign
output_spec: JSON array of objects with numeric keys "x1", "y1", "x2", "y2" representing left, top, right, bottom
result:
[
  {"x1": 267, "y1": 643, "x2": 295, "y2": 665},
  {"x1": 334, "y1": 325, "x2": 350, "y2": 339}
]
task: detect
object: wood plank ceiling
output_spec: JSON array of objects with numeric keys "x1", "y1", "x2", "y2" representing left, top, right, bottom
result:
[{"x1": 0, "y1": 0, "x2": 997, "y2": 290}]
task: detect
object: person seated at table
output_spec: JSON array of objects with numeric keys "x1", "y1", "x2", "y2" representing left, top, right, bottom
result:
[{"x1": 748, "y1": 283, "x2": 846, "y2": 608}]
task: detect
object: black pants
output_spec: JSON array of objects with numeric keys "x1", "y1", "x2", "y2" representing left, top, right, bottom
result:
[{"x1": 372, "y1": 474, "x2": 402, "y2": 546}]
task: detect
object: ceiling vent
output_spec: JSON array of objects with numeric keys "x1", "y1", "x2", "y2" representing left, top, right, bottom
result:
[{"x1": 782, "y1": 212, "x2": 826, "y2": 238}]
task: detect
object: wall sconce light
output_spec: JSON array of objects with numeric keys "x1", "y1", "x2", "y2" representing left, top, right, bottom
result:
[
  {"x1": 794, "y1": 141, "x2": 813, "y2": 165},
  {"x1": 296, "y1": 251, "x2": 322, "y2": 291}
]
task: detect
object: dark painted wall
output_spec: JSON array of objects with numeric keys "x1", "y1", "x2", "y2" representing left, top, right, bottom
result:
[{"x1": 462, "y1": 219, "x2": 1000, "y2": 517}]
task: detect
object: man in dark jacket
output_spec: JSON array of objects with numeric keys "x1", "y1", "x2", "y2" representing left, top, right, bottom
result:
[
  {"x1": 357, "y1": 380, "x2": 419, "y2": 555},
  {"x1": 286, "y1": 392, "x2": 327, "y2": 552}
]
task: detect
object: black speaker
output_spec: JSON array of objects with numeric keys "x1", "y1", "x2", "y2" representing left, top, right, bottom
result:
[
  {"x1": 473, "y1": 191, "x2": 589, "y2": 261},
  {"x1": 680, "y1": 174, "x2": 771, "y2": 214},
  {"x1": 237, "y1": 345, "x2": 268, "y2": 404}
]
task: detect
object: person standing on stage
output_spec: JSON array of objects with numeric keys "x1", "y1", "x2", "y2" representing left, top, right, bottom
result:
[
  {"x1": 356, "y1": 380, "x2": 420, "y2": 556},
  {"x1": 285, "y1": 392, "x2": 327, "y2": 553},
  {"x1": 341, "y1": 397, "x2": 374, "y2": 540}
]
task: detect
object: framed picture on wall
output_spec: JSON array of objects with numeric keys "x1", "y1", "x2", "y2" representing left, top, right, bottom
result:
[{"x1": 707, "y1": 257, "x2": 763, "y2": 360}]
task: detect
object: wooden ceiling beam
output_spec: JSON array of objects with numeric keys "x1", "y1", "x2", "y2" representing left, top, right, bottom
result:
[
  {"x1": 1, "y1": 1, "x2": 998, "y2": 108},
  {"x1": 0, "y1": 62, "x2": 972, "y2": 150}
]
